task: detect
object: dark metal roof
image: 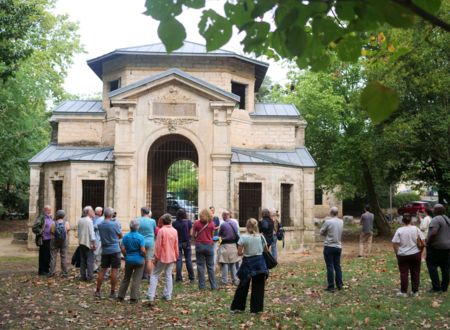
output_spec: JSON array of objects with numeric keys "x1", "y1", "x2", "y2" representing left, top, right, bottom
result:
[
  {"x1": 250, "y1": 103, "x2": 299, "y2": 119},
  {"x1": 231, "y1": 147, "x2": 316, "y2": 168},
  {"x1": 29, "y1": 145, "x2": 114, "y2": 164},
  {"x1": 109, "y1": 68, "x2": 240, "y2": 102},
  {"x1": 87, "y1": 41, "x2": 269, "y2": 91},
  {"x1": 52, "y1": 100, "x2": 105, "y2": 115}
]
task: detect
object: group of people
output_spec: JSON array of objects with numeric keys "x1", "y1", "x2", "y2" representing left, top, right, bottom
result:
[
  {"x1": 34, "y1": 204, "x2": 284, "y2": 313},
  {"x1": 320, "y1": 204, "x2": 450, "y2": 296}
]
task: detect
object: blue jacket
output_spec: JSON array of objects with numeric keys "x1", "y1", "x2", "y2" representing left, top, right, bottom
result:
[{"x1": 237, "y1": 255, "x2": 268, "y2": 285}]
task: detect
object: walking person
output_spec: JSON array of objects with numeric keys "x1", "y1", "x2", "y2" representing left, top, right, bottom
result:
[
  {"x1": 230, "y1": 218, "x2": 269, "y2": 314},
  {"x1": 218, "y1": 210, "x2": 240, "y2": 285},
  {"x1": 147, "y1": 213, "x2": 179, "y2": 302},
  {"x1": 137, "y1": 207, "x2": 157, "y2": 279},
  {"x1": 95, "y1": 207, "x2": 123, "y2": 299},
  {"x1": 172, "y1": 208, "x2": 195, "y2": 283},
  {"x1": 34, "y1": 205, "x2": 53, "y2": 276},
  {"x1": 426, "y1": 204, "x2": 450, "y2": 293},
  {"x1": 258, "y1": 208, "x2": 274, "y2": 249},
  {"x1": 358, "y1": 206, "x2": 374, "y2": 257},
  {"x1": 49, "y1": 210, "x2": 70, "y2": 277},
  {"x1": 392, "y1": 213, "x2": 425, "y2": 297},
  {"x1": 320, "y1": 207, "x2": 344, "y2": 292},
  {"x1": 193, "y1": 208, "x2": 217, "y2": 290},
  {"x1": 77, "y1": 206, "x2": 96, "y2": 281},
  {"x1": 117, "y1": 219, "x2": 146, "y2": 303}
]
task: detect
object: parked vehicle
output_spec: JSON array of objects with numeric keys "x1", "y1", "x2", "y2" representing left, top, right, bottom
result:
[
  {"x1": 166, "y1": 198, "x2": 198, "y2": 220},
  {"x1": 397, "y1": 201, "x2": 432, "y2": 215}
]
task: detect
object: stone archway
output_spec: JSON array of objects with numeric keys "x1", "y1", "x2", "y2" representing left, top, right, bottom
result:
[{"x1": 147, "y1": 134, "x2": 198, "y2": 220}]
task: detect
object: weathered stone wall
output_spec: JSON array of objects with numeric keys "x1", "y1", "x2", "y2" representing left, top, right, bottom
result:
[
  {"x1": 57, "y1": 119, "x2": 103, "y2": 145},
  {"x1": 314, "y1": 189, "x2": 343, "y2": 218}
]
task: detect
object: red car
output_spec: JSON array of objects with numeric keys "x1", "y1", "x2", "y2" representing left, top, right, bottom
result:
[{"x1": 397, "y1": 201, "x2": 432, "y2": 215}]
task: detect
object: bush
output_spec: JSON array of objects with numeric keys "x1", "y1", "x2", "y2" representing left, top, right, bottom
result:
[{"x1": 392, "y1": 192, "x2": 421, "y2": 208}]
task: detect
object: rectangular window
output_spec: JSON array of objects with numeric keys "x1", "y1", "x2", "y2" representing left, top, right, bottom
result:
[
  {"x1": 281, "y1": 184, "x2": 292, "y2": 226},
  {"x1": 238, "y1": 182, "x2": 261, "y2": 227},
  {"x1": 53, "y1": 180, "x2": 63, "y2": 211},
  {"x1": 109, "y1": 78, "x2": 121, "y2": 92},
  {"x1": 231, "y1": 82, "x2": 247, "y2": 110},
  {"x1": 82, "y1": 180, "x2": 105, "y2": 210},
  {"x1": 315, "y1": 188, "x2": 323, "y2": 205}
]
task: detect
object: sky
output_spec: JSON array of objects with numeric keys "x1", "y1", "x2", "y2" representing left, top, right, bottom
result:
[{"x1": 54, "y1": 0, "x2": 288, "y2": 97}]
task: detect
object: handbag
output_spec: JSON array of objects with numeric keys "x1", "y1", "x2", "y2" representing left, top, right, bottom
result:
[
  {"x1": 416, "y1": 228, "x2": 425, "y2": 251},
  {"x1": 260, "y1": 236, "x2": 277, "y2": 269}
]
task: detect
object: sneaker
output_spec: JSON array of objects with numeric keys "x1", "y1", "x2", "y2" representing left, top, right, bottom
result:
[
  {"x1": 109, "y1": 292, "x2": 117, "y2": 299},
  {"x1": 230, "y1": 309, "x2": 244, "y2": 314},
  {"x1": 411, "y1": 292, "x2": 419, "y2": 297},
  {"x1": 117, "y1": 296, "x2": 125, "y2": 302},
  {"x1": 428, "y1": 288, "x2": 442, "y2": 293},
  {"x1": 146, "y1": 295, "x2": 154, "y2": 302},
  {"x1": 396, "y1": 292, "x2": 408, "y2": 297},
  {"x1": 94, "y1": 291, "x2": 102, "y2": 299},
  {"x1": 162, "y1": 295, "x2": 172, "y2": 301},
  {"x1": 325, "y1": 288, "x2": 335, "y2": 293}
]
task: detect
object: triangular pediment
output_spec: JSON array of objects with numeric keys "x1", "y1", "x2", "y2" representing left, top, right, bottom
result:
[{"x1": 109, "y1": 68, "x2": 240, "y2": 103}]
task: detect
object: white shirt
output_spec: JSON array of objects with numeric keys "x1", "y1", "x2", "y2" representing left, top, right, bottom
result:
[
  {"x1": 392, "y1": 225, "x2": 425, "y2": 256},
  {"x1": 419, "y1": 216, "x2": 432, "y2": 236},
  {"x1": 77, "y1": 216, "x2": 95, "y2": 248}
]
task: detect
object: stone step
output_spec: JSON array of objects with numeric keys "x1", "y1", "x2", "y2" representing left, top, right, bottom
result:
[
  {"x1": 13, "y1": 232, "x2": 28, "y2": 241},
  {"x1": 11, "y1": 239, "x2": 28, "y2": 245}
]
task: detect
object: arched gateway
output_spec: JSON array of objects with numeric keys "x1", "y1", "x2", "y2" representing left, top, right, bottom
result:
[{"x1": 28, "y1": 41, "x2": 317, "y2": 250}]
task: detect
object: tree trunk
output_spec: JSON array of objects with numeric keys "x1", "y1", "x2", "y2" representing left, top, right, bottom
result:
[{"x1": 361, "y1": 163, "x2": 391, "y2": 236}]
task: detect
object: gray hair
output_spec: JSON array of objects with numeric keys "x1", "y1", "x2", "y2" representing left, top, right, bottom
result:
[
  {"x1": 330, "y1": 206, "x2": 339, "y2": 217},
  {"x1": 129, "y1": 219, "x2": 139, "y2": 231},
  {"x1": 104, "y1": 207, "x2": 114, "y2": 219},
  {"x1": 55, "y1": 209, "x2": 65, "y2": 219},
  {"x1": 82, "y1": 206, "x2": 93, "y2": 217},
  {"x1": 161, "y1": 213, "x2": 172, "y2": 225},
  {"x1": 95, "y1": 206, "x2": 103, "y2": 213}
]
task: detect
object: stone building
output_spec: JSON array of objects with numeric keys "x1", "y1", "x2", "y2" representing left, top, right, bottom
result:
[{"x1": 28, "y1": 42, "x2": 316, "y2": 249}]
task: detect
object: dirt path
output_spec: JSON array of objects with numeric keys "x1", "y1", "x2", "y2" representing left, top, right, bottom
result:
[{"x1": 0, "y1": 237, "x2": 37, "y2": 257}]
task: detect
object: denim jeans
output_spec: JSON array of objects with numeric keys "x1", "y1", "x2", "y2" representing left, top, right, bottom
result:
[
  {"x1": 195, "y1": 243, "x2": 217, "y2": 290},
  {"x1": 271, "y1": 235, "x2": 278, "y2": 260},
  {"x1": 323, "y1": 246, "x2": 343, "y2": 289},
  {"x1": 176, "y1": 242, "x2": 194, "y2": 281}
]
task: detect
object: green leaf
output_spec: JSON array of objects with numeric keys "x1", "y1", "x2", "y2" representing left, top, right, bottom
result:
[
  {"x1": 337, "y1": 35, "x2": 362, "y2": 62},
  {"x1": 157, "y1": 18, "x2": 186, "y2": 53},
  {"x1": 270, "y1": 29, "x2": 290, "y2": 58},
  {"x1": 224, "y1": 2, "x2": 253, "y2": 30},
  {"x1": 198, "y1": 10, "x2": 232, "y2": 51},
  {"x1": 145, "y1": 0, "x2": 182, "y2": 20},
  {"x1": 412, "y1": 0, "x2": 441, "y2": 14},
  {"x1": 389, "y1": 46, "x2": 410, "y2": 63},
  {"x1": 375, "y1": 1, "x2": 416, "y2": 28},
  {"x1": 241, "y1": 22, "x2": 270, "y2": 49},
  {"x1": 312, "y1": 17, "x2": 344, "y2": 45},
  {"x1": 182, "y1": 0, "x2": 205, "y2": 9},
  {"x1": 360, "y1": 81, "x2": 400, "y2": 123},
  {"x1": 251, "y1": 0, "x2": 277, "y2": 18},
  {"x1": 285, "y1": 26, "x2": 308, "y2": 57},
  {"x1": 310, "y1": 53, "x2": 331, "y2": 72},
  {"x1": 335, "y1": 2, "x2": 357, "y2": 21}
]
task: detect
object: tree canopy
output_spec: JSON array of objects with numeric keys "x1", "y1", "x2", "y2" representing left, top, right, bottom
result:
[
  {"x1": 0, "y1": 0, "x2": 82, "y2": 216},
  {"x1": 144, "y1": 0, "x2": 449, "y2": 122}
]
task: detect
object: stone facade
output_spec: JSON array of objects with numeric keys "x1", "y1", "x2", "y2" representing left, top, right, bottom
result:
[{"x1": 28, "y1": 42, "x2": 316, "y2": 250}]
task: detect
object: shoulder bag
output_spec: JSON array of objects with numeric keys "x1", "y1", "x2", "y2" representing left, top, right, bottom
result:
[
  {"x1": 416, "y1": 227, "x2": 425, "y2": 251},
  {"x1": 260, "y1": 236, "x2": 277, "y2": 269}
]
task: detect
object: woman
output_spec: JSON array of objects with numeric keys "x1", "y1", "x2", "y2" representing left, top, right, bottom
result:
[
  {"x1": 218, "y1": 210, "x2": 240, "y2": 285},
  {"x1": 258, "y1": 208, "x2": 274, "y2": 249},
  {"x1": 230, "y1": 218, "x2": 269, "y2": 313},
  {"x1": 49, "y1": 209, "x2": 70, "y2": 277},
  {"x1": 172, "y1": 208, "x2": 195, "y2": 283},
  {"x1": 392, "y1": 213, "x2": 425, "y2": 297},
  {"x1": 137, "y1": 207, "x2": 156, "y2": 278},
  {"x1": 418, "y1": 209, "x2": 432, "y2": 261},
  {"x1": 118, "y1": 219, "x2": 146, "y2": 303},
  {"x1": 192, "y1": 208, "x2": 217, "y2": 290},
  {"x1": 271, "y1": 209, "x2": 280, "y2": 260}
]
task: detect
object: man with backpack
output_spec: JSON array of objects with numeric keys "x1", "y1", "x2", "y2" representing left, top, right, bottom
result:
[
  {"x1": 32, "y1": 205, "x2": 54, "y2": 276},
  {"x1": 49, "y1": 210, "x2": 70, "y2": 277}
]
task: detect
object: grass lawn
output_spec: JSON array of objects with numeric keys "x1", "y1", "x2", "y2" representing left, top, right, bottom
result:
[{"x1": 0, "y1": 252, "x2": 448, "y2": 329}]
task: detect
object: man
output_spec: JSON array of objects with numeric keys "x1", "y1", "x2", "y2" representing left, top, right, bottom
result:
[
  {"x1": 426, "y1": 204, "x2": 450, "y2": 293},
  {"x1": 209, "y1": 206, "x2": 221, "y2": 267},
  {"x1": 147, "y1": 213, "x2": 179, "y2": 302},
  {"x1": 93, "y1": 206, "x2": 104, "y2": 272},
  {"x1": 320, "y1": 207, "x2": 344, "y2": 292},
  {"x1": 35, "y1": 205, "x2": 53, "y2": 276},
  {"x1": 77, "y1": 206, "x2": 96, "y2": 281},
  {"x1": 95, "y1": 207, "x2": 122, "y2": 299},
  {"x1": 358, "y1": 206, "x2": 374, "y2": 257}
]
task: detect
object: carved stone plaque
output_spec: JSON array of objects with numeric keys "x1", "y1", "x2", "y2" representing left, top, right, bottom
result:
[{"x1": 153, "y1": 103, "x2": 196, "y2": 117}]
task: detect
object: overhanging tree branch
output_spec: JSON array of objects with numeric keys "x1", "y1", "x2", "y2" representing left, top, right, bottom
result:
[{"x1": 392, "y1": 0, "x2": 450, "y2": 32}]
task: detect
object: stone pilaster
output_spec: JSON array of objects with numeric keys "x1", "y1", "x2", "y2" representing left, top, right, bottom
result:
[
  {"x1": 303, "y1": 168, "x2": 316, "y2": 244},
  {"x1": 27, "y1": 165, "x2": 42, "y2": 249},
  {"x1": 210, "y1": 101, "x2": 234, "y2": 212}
]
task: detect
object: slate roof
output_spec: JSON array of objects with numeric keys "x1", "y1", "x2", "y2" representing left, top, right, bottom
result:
[
  {"x1": 231, "y1": 147, "x2": 316, "y2": 168},
  {"x1": 29, "y1": 145, "x2": 114, "y2": 164},
  {"x1": 52, "y1": 100, "x2": 105, "y2": 115},
  {"x1": 87, "y1": 41, "x2": 269, "y2": 90},
  {"x1": 250, "y1": 103, "x2": 299, "y2": 119},
  {"x1": 109, "y1": 68, "x2": 240, "y2": 102}
]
